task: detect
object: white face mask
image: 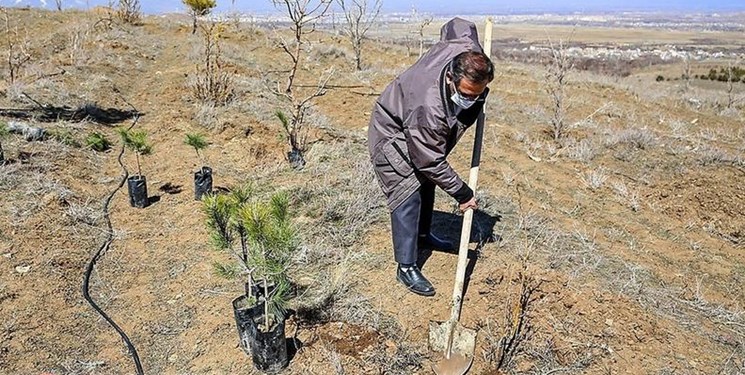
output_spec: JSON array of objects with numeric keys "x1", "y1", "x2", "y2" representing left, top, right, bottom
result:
[
  {"x1": 449, "y1": 80, "x2": 477, "y2": 109},
  {"x1": 451, "y1": 91, "x2": 477, "y2": 109}
]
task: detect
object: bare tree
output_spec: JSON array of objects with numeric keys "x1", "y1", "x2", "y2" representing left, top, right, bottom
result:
[
  {"x1": 3, "y1": 9, "x2": 31, "y2": 86},
  {"x1": 411, "y1": 7, "x2": 432, "y2": 58},
  {"x1": 682, "y1": 52, "x2": 692, "y2": 91},
  {"x1": 275, "y1": 70, "x2": 333, "y2": 169},
  {"x1": 55, "y1": 0, "x2": 63, "y2": 11},
  {"x1": 336, "y1": 0, "x2": 382, "y2": 70},
  {"x1": 272, "y1": 0, "x2": 333, "y2": 94},
  {"x1": 544, "y1": 37, "x2": 573, "y2": 140}
]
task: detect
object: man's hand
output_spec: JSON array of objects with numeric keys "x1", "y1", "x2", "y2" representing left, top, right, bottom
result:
[{"x1": 459, "y1": 197, "x2": 478, "y2": 213}]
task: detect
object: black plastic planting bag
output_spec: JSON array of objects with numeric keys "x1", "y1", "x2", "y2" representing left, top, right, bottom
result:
[
  {"x1": 127, "y1": 175, "x2": 148, "y2": 208},
  {"x1": 194, "y1": 166, "x2": 213, "y2": 200},
  {"x1": 233, "y1": 296, "x2": 288, "y2": 373}
]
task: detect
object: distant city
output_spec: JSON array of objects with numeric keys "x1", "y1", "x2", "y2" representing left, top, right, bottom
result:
[{"x1": 7, "y1": 0, "x2": 745, "y2": 16}]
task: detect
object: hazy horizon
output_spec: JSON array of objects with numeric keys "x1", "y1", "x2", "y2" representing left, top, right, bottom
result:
[{"x1": 7, "y1": 0, "x2": 745, "y2": 16}]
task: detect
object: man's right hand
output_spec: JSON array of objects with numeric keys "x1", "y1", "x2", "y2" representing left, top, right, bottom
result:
[{"x1": 459, "y1": 197, "x2": 478, "y2": 213}]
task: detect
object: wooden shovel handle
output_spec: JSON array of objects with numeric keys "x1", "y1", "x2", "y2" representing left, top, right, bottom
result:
[
  {"x1": 448, "y1": 111, "x2": 484, "y2": 323},
  {"x1": 445, "y1": 18, "x2": 492, "y2": 355}
]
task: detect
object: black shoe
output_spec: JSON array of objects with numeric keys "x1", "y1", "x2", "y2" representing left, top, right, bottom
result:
[
  {"x1": 396, "y1": 265, "x2": 435, "y2": 297},
  {"x1": 418, "y1": 233, "x2": 455, "y2": 252}
]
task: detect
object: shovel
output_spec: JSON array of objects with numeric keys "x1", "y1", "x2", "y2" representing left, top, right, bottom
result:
[{"x1": 429, "y1": 18, "x2": 492, "y2": 375}]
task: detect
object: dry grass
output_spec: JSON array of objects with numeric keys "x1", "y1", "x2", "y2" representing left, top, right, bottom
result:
[
  {"x1": 578, "y1": 167, "x2": 608, "y2": 190},
  {"x1": 696, "y1": 144, "x2": 742, "y2": 167},
  {"x1": 566, "y1": 138, "x2": 598, "y2": 163},
  {"x1": 604, "y1": 127, "x2": 657, "y2": 150},
  {"x1": 610, "y1": 180, "x2": 641, "y2": 212}
]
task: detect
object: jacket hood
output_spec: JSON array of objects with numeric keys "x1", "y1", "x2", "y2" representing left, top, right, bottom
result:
[{"x1": 439, "y1": 17, "x2": 479, "y2": 45}]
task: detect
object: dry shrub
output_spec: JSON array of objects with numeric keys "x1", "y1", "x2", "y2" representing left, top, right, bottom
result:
[
  {"x1": 611, "y1": 180, "x2": 641, "y2": 212},
  {"x1": 190, "y1": 23, "x2": 235, "y2": 106},
  {"x1": 578, "y1": 167, "x2": 608, "y2": 190},
  {"x1": 116, "y1": 0, "x2": 142, "y2": 25},
  {"x1": 668, "y1": 119, "x2": 690, "y2": 139},
  {"x1": 604, "y1": 127, "x2": 657, "y2": 150},
  {"x1": 194, "y1": 101, "x2": 224, "y2": 130},
  {"x1": 696, "y1": 144, "x2": 740, "y2": 166},
  {"x1": 544, "y1": 39, "x2": 572, "y2": 140},
  {"x1": 364, "y1": 338, "x2": 425, "y2": 375},
  {"x1": 480, "y1": 272, "x2": 543, "y2": 372},
  {"x1": 567, "y1": 138, "x2": 598, "y2": 163},
  {"x1": 311, "y1": 43, "x2": 351, "y2": 61},
  {"x1": 2, "y1": 8, "x2": 32, "y2": 93}
]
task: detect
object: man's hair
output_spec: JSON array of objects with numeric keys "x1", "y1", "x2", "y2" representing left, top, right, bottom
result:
[{"x1": 451, "y1": 51, "x2": 494, "y2": 84}]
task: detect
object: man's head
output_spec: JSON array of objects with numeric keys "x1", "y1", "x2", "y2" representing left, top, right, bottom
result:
[{"x1": 446, "y1": 51, "x2": 494, "y2": 108}]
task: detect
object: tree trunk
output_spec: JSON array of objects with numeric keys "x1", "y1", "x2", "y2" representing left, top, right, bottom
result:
[
  {"x1": 286, "y1": 41, "x2": 301, "y2": 94},
  {"x1": 264, "y1": 278, "x2": 270, "y2": 330},
  {"x1": 354, "y1": 40, "x2": 362, "y2": 71},
  {"x1": 192, "y1": 15, "x2": 198, "y2": 35},
  {"x1": 239, "y1": 227, "x2": 248, "y2": 263},
  {"x1": 135, "y1": 153, "x2": 142, "y2": 178}
]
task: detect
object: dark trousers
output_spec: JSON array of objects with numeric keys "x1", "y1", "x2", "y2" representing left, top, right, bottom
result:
[{"x1": 390, "y1": 179, "x2": 435, "y2": 265}]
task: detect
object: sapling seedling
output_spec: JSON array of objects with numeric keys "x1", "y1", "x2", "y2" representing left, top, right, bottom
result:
[
  {"x1": 185, "y1": 132, "x2": 208, "y2": 166},
  {"x1": 204, "y1": 187, "x2": 297, "y2": 331},
  {"x1": 117, "y1": 128, "x2": 152, "y2": 178},
  {"x1": 86, "y1": 132, "x2": 112, "y2": 152},
  {"x1": 204, "y1": 185, "x2": 257, "y2": 303},
  {"x1": 241, "y1": 191, "x2": 295, "y2": 330}
]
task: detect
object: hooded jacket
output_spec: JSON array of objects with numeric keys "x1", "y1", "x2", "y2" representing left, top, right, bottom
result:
[{"x1": 368, "y1": 18, "x2": 488, "y2": 211}]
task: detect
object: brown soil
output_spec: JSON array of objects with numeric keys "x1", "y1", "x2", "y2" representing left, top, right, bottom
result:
[{"x1": 0, "y1": 8, "x2": 743, "y2": 375}]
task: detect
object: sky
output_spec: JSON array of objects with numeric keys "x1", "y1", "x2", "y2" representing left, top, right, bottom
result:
[{"x1": 6, "y1": 0, "x2": 745, "y2": 15}]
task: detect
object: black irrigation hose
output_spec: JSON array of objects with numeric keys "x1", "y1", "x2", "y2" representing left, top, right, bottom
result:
[{"x1": 82, "y1": 113, "x2": 144, "y2": 375}]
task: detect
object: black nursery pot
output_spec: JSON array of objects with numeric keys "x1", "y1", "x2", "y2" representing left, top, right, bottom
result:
[
  {"x1": 287, "y1": 149, "x2": 305, "y2": 170},
  {"x1": 127, "y1": 175, "x2": 148, "y2": 208},
  {"x1": 232, "y1": 296, "x2": 288, "y2": 373},
  {"x1": 194, "y1": 166, "x2": 213, "y2": 201}
]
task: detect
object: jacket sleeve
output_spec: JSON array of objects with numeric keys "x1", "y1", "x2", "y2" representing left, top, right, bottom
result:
[{"x1": 403, "y1": 106, "x2": 473, "y2": 203}]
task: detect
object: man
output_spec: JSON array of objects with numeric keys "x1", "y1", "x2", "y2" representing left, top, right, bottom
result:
[{"x1": 367, "y1": 18, "x2": 494, "y2": 296}]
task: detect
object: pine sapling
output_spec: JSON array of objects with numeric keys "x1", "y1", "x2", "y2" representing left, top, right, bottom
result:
[
  {"x1": 203, "y1": 185, "x2": 260, "y2": 304},
  {"x1": 185, "y1": 132, "x2": 208, "y2": 166},
  {"x1": 86, "y1": 132, "x2": 112, "y2": 152},
  {"x1": 241, "y1": 190, "x2": 296, "y2": 331},
  {"x1": 117, "y1": 128, "x2": 152, "y2": 178}
]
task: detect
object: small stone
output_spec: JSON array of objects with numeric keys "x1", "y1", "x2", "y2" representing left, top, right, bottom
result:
[
  {"x1": 15, "y1": 265, "x2": 31, "y2": 274},
  {"x1": 3, "y1": 253, "x2": 11, "y2": 259},
  {"x1": 168, "y1": 354, "x2": 178, "y2": 362},
  {"x1": 605, "y1": 319, "x2": 614, "y2": 326}
]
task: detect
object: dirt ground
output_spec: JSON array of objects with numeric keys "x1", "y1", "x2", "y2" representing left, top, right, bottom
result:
[{"x1": 0, "y1": 8, "x2": 743, "y2": 375}]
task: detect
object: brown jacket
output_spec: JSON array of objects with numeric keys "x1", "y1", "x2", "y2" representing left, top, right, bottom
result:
[{"x1": 368, "y1": 18, "x2": 488, "y2": 211}]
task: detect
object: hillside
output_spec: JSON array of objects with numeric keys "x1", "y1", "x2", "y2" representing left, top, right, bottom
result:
[{"x1": 0, "y1": 7, "x2": 743, "y2": 375}]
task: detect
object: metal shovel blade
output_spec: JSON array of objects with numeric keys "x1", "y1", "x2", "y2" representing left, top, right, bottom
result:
[{"x1": 429, "y1": 321, "x2": 476, "y2": 375}]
